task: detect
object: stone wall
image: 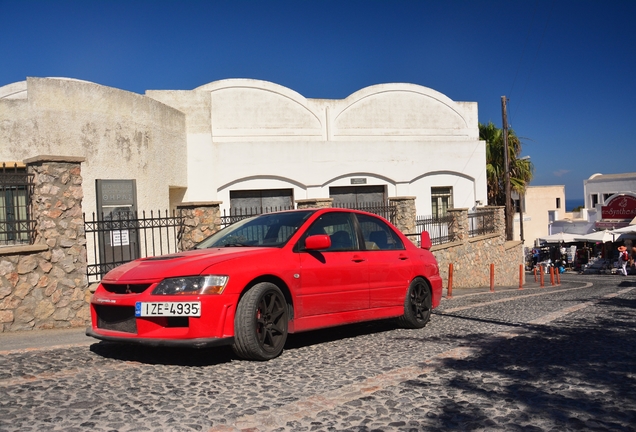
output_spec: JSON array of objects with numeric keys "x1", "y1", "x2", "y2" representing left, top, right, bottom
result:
[
  {"x1": 431, "y1": 207, "x2": 524, "y2": 288},
  {"x1": 177, "y1": 202, "x2": 222, "y2": 250},
  {"x1": 0, "y1": 156, "x2": 90, "y2": 332}
]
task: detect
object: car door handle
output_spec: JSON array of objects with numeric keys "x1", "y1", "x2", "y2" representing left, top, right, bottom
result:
[
  {"x1": 398, "y1": 254, "x2": 409, "y2": 261},
  {"x1": 351, "y1": 255, "x2": 366, "y2": 263}
]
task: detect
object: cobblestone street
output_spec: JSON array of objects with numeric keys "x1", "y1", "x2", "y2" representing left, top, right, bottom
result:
[{"x1": 1, "y1": 273, "x2": 635, "y2": 431}]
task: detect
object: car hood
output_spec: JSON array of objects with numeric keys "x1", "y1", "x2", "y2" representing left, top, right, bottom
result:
[{"x1": 102, "y1": 247, "x2": 279, "y2": 283}]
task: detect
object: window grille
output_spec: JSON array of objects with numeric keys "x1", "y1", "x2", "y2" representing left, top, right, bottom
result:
[
  {"x1": 0, "y1": 163, "x2": 36, "y2": 246},
  {"x1": 431, "y1": 187, "x2": 453, "y2": 218}
]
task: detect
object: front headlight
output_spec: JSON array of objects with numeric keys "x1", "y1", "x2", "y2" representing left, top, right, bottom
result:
[{"x1": 152, "y1": 275, "x2": 229, "y2": 295}]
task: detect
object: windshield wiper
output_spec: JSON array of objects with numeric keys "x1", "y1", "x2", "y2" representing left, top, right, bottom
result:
[{"x1": 223, "y1": 243, "x2": 251, "y2": 247}]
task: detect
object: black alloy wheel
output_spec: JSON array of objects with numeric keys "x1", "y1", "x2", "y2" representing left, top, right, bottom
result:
[
  {"x1": 397, "y1": 277, "x2": 432, "y2": 329},
  {"x1": 233, "y1": 282, "x2": 289, "y2": 360}
]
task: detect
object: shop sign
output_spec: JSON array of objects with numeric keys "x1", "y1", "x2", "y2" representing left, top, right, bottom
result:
[{"x1": 601, "y1": 195, "x2": 636, "y2": 220}]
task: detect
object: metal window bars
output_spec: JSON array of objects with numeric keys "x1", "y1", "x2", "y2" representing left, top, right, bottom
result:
[{"x1": 0, "y1": 163, "x2": 36, "y2": 246}]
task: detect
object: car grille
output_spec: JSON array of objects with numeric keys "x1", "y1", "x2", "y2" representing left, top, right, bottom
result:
[
  {"x1": 101, "y1": 283, "x2": 151, "y2": 294},
  {"x1": 95, "y1": 305, "x2": 137, "y2": 333}
]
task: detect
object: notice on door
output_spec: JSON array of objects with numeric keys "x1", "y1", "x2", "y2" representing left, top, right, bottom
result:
[{"x1": 111, "y1": 230, "x2": 130, "y2": 247}]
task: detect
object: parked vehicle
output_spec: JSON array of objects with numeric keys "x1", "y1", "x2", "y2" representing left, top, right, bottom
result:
[{"x1": 87, "y1": 208, "x2": 443, "y2": 360}]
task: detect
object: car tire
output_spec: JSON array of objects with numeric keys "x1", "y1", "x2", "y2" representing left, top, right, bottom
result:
[
  {"x1": 232, "y1": 282, "x2": 289, "y2": 360},
  {"x1": 397, "y1": 277, "x2": 432, "y2": 329}
]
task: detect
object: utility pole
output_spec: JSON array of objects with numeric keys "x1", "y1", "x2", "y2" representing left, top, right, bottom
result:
[{"x1": 501, "y1": 96, "x2": 513, "y2": 241}]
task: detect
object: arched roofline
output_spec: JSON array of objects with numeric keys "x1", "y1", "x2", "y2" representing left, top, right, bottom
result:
[
  {"x1": 195, "y1": 78, "x2": 308, "y2": 104},
  {"x1": 411, "y1": 170, "x2": 475, "y2": 183},
  {"x1": 217, "y1": 175, "x2": 308, "y2": 192},
  {"x1": 321, "y1": 172, "x2": 396, "y2": 188},
  {"x1": 0, "y1": 81, "x2": 28, "y2": 99},
  {"x1": 335, "y1": 83, "x2": 469, "y2": 128}
]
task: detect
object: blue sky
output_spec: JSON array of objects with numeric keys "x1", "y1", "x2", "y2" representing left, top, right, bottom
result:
[{"x1": 2, "y1": 0, "x2": 634, "y2": 200}]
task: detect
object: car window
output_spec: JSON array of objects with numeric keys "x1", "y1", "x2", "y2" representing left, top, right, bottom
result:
[
  {"x1": 355, "y1": 214, "x2": 405, "y2": 251},
  {"x1": 301, "y1": 212, "x2": 358, "y2": 251},
  {"x1": 194, "y1": 211, "x2": 314, "y2": 248}
]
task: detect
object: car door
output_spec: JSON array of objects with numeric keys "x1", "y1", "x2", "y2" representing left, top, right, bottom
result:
[
  {"x1": 296, "y1": 212, "x2": 369, "y2": 317},
  {"x1": 355, "y1": 213, "x2": 414, "y2": 308}
]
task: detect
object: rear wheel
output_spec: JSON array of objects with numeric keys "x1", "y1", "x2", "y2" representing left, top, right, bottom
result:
[
  {"x1": 232, "y1": 282, "x2": 288, "y2": 360},
  {"x1": 397, "y1": 277, "x2": 432, "y2": 329}
]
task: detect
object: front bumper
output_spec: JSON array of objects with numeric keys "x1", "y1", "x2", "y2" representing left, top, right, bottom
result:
[{"x1": 86, "y1": 328, "x2": 234, "y2": 348}]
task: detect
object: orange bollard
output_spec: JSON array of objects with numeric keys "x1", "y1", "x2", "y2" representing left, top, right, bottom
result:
[
  {"x1": 549, "y1": 266, "x2": 555, "y2": 286},
  {"x1": 540, "y1": 266, "x2": 545, "y2": 287},
  {"x1": 519, "y1": 264, "x2": 524, "y2": 290},
  {"x1": 490, "y1": 263, "x2": 495, "y2": 293},
  {"x1": 533, "y1": 266, "x2": 538, "y2": 282},
  {"x1": 447, "y1": 263, "x2": 454, "y2": 299}
]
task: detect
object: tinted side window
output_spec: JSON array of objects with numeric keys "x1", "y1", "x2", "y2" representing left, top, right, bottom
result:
[
  {"x1": 302, "y1": 212, "x2": 358, "y2": 251},
  {"x1": 356, "y1": 214, "x2": 405, "y2": 251}
]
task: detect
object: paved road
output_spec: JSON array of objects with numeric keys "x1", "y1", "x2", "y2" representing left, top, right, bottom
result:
[{"x1": 1, "y1": 273, "x2": 635, "y2": 431}]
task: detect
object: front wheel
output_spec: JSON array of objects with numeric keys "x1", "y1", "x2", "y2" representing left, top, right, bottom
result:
[
  {"x1": 397, "y1": 277, "x2": 432, "y2": 329},
  {"x1": 232, "y1": 282, "x2": 289, "y2": 360}
]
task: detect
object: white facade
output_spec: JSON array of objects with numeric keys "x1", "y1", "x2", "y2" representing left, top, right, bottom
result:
[
  {"x1": 1, "y1": 77, "x2": 487, "y2": 217},
  {"x1": 146, "y1": 79, "x2": 487, "y2": 216},
  {"x1": 584, "y1": 172, "x2": 636, "y2": 209},
  {"x1": 513, "y1": 185, "x2": 574, "y2": 245},
  {"x1": 534, "y1": 173, "x2": 636, "y2": 241}
]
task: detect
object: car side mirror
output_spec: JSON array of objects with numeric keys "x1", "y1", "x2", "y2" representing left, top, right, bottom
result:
[
  {"x1": 420, "y1": 231, "x2": 432, "y2": 250},
  {"x1": 305, "y1": 234, "x2": 331, "y2": 250}
]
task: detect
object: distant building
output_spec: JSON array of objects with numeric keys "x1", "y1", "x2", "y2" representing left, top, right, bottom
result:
[
  {"x1": 584, "y1": 172, "x2": 636, "y2": 229},
  {"x1": 512, "y1": 185, "x2": 587, "y2": 246},
  {"x1": 523, "y1": 173, "x2": 636, "y2": 245}
]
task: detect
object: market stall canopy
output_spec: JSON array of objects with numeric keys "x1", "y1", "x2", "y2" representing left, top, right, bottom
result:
[
  {"x1": 611, "y1": 225, "x2": 636, "y2": 234},
  {"x1": 574, "y1": 230, "x2": 615, "y2": 243},
  {"x1": 538, "y1": 232, "x2": 579, "y2": 243},
  {"x1": 611, "y1": 224, "x2": 636, "y2": 240}
]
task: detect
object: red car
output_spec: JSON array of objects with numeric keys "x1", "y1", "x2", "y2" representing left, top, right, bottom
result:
[{"x1": 87, "y1": 208, "x2": 443, "y2": 360}]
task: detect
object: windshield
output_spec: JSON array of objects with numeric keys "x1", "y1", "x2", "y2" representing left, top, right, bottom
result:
[{"x1": 194, "y1": 210, "x2": 315, "y2": 249}]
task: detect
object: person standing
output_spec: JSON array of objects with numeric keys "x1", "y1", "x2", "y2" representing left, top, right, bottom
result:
[{"x1": 618, "y1": 245, "x2": 629, "y2": 276}]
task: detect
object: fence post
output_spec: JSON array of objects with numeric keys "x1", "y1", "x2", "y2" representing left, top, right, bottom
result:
[
  {"x1": 176, "y1": 201, "x2": 222, "y2": 251},
  {"x1": 446, "y1": 263, "x2": 453, "y2": 299},
  {"x1": 490, "y1": 263, "x2": 495, "y2": 293},
  {"x1": 295, "y1": 198, "x2": 334, "y2": 209},
  {"x1": 388, "y1": 196, "x2": 417, "y2": 239},
  {"x1": 550, "y1": 266, "x2": 555, "y2": 286},
  {"x1": 540, "y1": 266, "x2": 545, "y2": 287}
]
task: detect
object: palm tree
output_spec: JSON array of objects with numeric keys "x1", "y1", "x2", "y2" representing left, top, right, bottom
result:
[{"x1": 479, "y1": 121, "x2": 534, "y2": 206}]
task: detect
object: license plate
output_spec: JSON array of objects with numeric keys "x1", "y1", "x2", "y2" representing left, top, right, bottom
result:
[{"x1": 135, "y1": 302, "x2": 201, "y2": 317}]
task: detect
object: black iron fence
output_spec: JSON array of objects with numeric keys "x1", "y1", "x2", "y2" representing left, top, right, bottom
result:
[
  {"x1": 333, "y1": 201, "x2": 397, "y2": 225},
  {"x1": 0, "y1": 163, "x2": 36, "y2": 246},
  {"x1": 416, "y1": 214, "x2": 455, "y2": 246},
  {"x1": 416, "y1": 210, "x2": 497, "y2": 246},
  {"x1": 468, "y1": 210, "x2": 496, "y2": 237},
  {"x1": 84, "y1": 210, "x2": 185, "y2": 283}
]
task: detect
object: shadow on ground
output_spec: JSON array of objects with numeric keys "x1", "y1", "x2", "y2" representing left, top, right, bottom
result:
[
  {"x1": 401, "y1": 294, "x2": 636, "y2": 430},
  {"x1": 89, "y1": 318, "x2": 401, "y2": 366}
]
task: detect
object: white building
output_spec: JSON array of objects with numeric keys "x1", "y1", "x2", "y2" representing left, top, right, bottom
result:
[
  {"x1": 1, "y1": 77, "x2": 487, "y2": 219},
  {"x1": 536, "y1": 172, "x2": 636, "y2": 240}
]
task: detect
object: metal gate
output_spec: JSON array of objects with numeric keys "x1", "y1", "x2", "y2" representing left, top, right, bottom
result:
[{"x1": 84, "y1": 210, "x2": 184, "y2": 283}]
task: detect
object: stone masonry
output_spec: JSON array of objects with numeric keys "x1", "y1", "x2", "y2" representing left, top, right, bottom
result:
[
  {"x1": 0, "y1": 156, "x2": 90, "y2": 332},
  {"x1": 177, "y1": 202, "x2": 222, "y2": 251}
]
